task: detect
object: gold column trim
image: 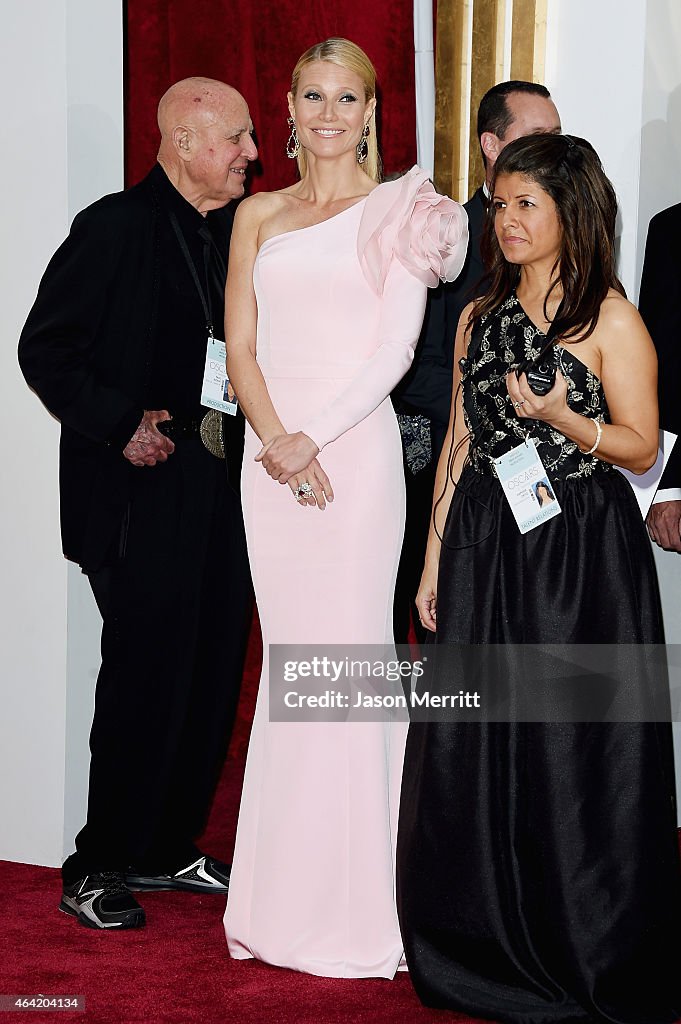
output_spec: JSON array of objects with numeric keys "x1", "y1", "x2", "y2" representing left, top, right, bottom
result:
[
  {"x1": 511, "y1": 0, "x2": 547, "y2": 82},
  {"x1": 433, "y1": 0, "x2": 549, "y2": 201},
  {"x1": 434, "y1": 0, "x2": 470, "y2": 202},
  {"x1": 468, "y1": 0, "x2": 506, "y2": 196},
  {"x1": 533, "y1": 0, "x2": 548, "y2": 82}
]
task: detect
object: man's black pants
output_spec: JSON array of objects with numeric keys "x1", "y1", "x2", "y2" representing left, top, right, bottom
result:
[{"x1": 62, "y1": 440, "x2": 252, "y2": 883}]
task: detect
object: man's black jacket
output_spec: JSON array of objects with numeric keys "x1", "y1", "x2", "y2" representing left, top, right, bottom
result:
[
  {"x1": 638, "y1": 203, "x2": 681, "y2": 490},
  {"x1": 394, "y1": 186, "x2": 487, "y2": 447},
  {"x1": 19, "y1": 165, "x2": 234, "y2": 571}
]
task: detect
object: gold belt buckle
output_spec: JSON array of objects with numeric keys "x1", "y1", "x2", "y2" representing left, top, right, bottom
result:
[{"x1": 199, "y1": 410, "x2": 225, "y2": 459}]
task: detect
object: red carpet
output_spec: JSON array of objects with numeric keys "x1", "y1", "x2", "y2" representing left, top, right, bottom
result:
[
  {"x1": 0, "y1": 614, "x2": 484, "y2": 1024},
  {"x1": 2, "y1": 615, "x2": 678, "y2": 1024}
]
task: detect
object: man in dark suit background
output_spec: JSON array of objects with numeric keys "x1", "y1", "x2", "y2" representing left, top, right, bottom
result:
[
  {"x1": 19, "y1": 78, "x2": 257, "y2": 929},
  {"x1": 639, "y1": 204, "x2": 681, "y2": 553},
  {"x1": 393, "y1": 81, "x2": 561, "y2": 643}
]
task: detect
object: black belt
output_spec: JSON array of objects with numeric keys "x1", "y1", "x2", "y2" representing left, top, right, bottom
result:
[
  {"x1": 156, "y1": 416, "x2": 204, "y2": 441},
  {"x1": 157, "y1": 412, "x2": 225, "y2": 458}
]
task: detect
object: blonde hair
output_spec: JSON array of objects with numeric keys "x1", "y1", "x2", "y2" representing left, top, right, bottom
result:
[{"x1": 290, "y1": 38, "x2": 382, "y2": 183}]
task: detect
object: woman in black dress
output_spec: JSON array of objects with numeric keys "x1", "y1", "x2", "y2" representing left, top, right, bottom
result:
[{"x1": 397, "y1": 135, "x2": 681, "y2": 1023}]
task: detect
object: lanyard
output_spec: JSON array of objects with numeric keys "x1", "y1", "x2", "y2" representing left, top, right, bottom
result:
[{"x1": 169, "y1": 212, "x2": 215, "y2": 338}]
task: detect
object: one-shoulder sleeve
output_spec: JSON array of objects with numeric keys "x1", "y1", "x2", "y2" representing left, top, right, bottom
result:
[
  {"x1": 300, "y1": 167, "x2": 468, "y2": 452},
  {"x1": 357, "y1": 165, "x2": 469, "y2": 295}
]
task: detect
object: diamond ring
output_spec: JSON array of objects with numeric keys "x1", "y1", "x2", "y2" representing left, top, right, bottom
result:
[{"x1": 294, "y1": 482, "x2": 314, "y2": 501}]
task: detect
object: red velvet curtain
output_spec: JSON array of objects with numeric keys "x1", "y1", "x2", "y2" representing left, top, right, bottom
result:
[{"x1": 125, "y1": 1, "x2": 417, "y2": 192}]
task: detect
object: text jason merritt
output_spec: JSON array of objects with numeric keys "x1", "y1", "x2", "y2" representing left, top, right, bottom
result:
[{"x1": 283, "y1": 690, "x2": 481, "y2": 709}]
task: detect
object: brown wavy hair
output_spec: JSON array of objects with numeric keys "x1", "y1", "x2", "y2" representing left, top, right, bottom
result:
[{"x1": 473, "y1": 134, "x2": 625, "y2": 341}]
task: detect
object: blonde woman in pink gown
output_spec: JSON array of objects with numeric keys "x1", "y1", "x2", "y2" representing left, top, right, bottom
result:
[{"x1": 223, "y1": 38, "x2": 467, "y2": 979}]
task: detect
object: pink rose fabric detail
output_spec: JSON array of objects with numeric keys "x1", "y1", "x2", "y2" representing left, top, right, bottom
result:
[{"x1": 357, "y1": 166, "x2": 469, "y2": 295}]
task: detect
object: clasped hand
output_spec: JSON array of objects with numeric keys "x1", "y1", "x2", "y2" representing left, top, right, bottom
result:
[
  {"x1": 506, "y1": 369, "x2": 568, "y2": 423},
  {"x1": 256, "y1": 431, "x2": 334, "y2": 510},
  {"x1": 123, "y1": 410, "x2": 175, "y2": 467},
  {"x1": 256, "y1": 431, "x2": 320, "y2": 479}
]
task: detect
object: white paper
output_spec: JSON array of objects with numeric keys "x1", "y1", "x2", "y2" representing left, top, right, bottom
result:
[
  {"x1": 616, "y1": 430, "x2": 677, "y2": 518},
  {"x1": 494, "y1": 438, "x2": 562, "y2": 534},
  {"x1": 200, "y1": 337, "x2": 238, "y2": 416}
]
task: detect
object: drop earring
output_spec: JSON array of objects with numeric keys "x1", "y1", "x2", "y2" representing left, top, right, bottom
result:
[
  {"x1": 356, "y1": 122, "x2": 370, "y2": 164},
  {"x1": 286, "y1": 116, "x2": 300, "y2": 160}
]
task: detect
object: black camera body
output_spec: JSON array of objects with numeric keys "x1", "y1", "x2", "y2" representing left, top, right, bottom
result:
[
  {"x1": 515, "y1": 322, "x2": 559, "y2": 396},
  {"x1": 516, "y1": 353, "x2": 557, "y2": 396},
  {"x1": 524, "y1": 361, "x2": 557, "y2": 396}
]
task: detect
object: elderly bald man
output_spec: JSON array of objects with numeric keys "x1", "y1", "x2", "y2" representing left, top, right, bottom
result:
[{"x1": 19, "y1": 78, "x2": 258, "y2": 929}]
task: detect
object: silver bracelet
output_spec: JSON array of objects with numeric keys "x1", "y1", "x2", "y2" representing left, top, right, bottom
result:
[{"x1": 579, "y1": 418, "x2": 602, "y2": 456}]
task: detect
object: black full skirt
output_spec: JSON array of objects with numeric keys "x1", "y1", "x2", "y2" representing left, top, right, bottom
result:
[{"x1": 397, "y1": 467, "x2": 681, "y2": 1024}]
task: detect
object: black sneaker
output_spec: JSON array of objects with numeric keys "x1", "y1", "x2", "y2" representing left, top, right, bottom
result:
[
  {"x1": 59, "y1": 871, "x2": 146, "y2": 929},
  {"x1": 126, "y1": 855, "x2": 230, "y2": 893}
]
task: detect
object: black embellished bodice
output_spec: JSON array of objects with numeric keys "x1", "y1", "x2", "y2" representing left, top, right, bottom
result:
[{"x1": 462, "y1": 293, "x2": 610, "y2": 479}]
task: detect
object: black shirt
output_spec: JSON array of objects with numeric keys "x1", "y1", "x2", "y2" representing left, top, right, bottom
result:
[{"x1": 147, "y1": 164, "x2": 233, "y2": 417}]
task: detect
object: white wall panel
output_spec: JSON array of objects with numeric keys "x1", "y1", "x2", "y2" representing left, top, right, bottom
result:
[
  {"x1": 639, "y1": 0, "x2": 681, "y2": 815},
  {"x1": 0, "y1": 0, "x2": 122, "y2": 866},
  {"x1": 544, "y1": 0, "x2": 648, "y2": 300}
]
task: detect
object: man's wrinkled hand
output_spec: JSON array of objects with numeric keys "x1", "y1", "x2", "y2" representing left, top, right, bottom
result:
[
  {"x1": 255, "y1": 431, "x2": 320, "y2": 483},
  {"x1": 123, "y1": 410, "x2": 175, "y2": 467},
  {"x1": 646, "y1": 499, "x2": 681, "y2": 552}
]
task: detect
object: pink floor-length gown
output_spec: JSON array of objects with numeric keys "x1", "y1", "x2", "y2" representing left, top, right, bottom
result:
[{"x1": 224, "y1": 168, "x2": 468, "y2": 978}]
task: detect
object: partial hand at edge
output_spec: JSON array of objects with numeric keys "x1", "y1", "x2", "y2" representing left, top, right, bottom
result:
[
  {"x1": 646, "y1": 500, "x2": 681, "y2": 552},
  {"x1": 123, "y1": 410, "x2": 175, "y2": 467},
  {"x1": 256, "y1": 431, "x2": 320, "y2": 483},
  {"x1": 416, "y1": 565, "x2": 438, "y2": 633}
]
